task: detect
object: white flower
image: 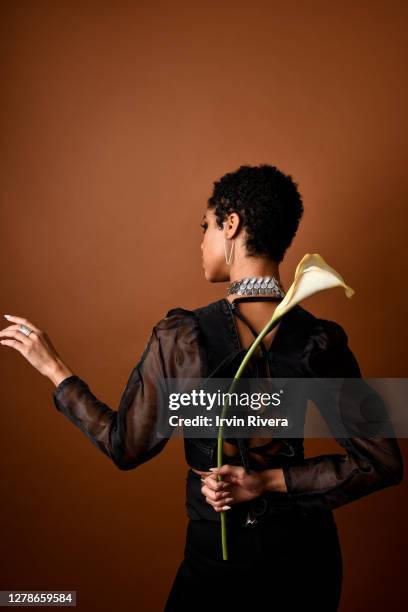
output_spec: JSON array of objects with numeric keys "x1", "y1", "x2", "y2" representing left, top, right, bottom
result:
[
  {"x1": 273, "y1": 253, "x2": 355, "y2": 323},
  {"x1": 233, "y1": 253, "x2": 355, "y2": 379}
]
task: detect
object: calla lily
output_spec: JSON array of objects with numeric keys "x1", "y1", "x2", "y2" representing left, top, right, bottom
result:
[{"x1": 217, "y1": 253, "x2": 355, "y2": 560}]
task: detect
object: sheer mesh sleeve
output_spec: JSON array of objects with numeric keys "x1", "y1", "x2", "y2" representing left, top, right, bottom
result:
[
  {"x1": 52, "y1": 308, "x2": 203, "y2": 470},
  {"x1": 281, "y1": 319, "x2": 404, "y2": 514}
]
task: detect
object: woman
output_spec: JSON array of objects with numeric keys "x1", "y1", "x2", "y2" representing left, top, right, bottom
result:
[{"x1": 0, "y1": 164, "x2": 403, "y2": 611}]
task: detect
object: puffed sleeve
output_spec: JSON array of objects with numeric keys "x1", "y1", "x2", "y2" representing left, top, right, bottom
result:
[
  {"x1": 52, "y1": 308, "x2": 203, "y2": 470},
  {"x1": 281, "y1": 318, "x2": 404, "y2": 514}
]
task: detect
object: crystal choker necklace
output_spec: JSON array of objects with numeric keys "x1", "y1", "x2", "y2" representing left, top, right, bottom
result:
[{"x1": 226, "y1": 276, "x2": 286, "y2": 297}]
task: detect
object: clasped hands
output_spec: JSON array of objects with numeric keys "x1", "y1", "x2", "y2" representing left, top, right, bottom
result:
[{"x1": 200, "y1": 464, "x2": 286, "y2": 512}]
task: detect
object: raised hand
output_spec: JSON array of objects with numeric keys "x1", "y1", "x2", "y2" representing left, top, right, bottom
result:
[{"x1": 0, "y1": 314, "x2": 73, "y2": 384}]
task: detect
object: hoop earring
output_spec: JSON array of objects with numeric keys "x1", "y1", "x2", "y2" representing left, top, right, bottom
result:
[{"x1": 224, "y1": 238, "x2": 235, "y2": 265}]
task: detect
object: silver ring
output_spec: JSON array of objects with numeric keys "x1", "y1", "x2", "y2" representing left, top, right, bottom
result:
[{"x1": 19, "y1": 324, "x2": 33, "y2": 337}]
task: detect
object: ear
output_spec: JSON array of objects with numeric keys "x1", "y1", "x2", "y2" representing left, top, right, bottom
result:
[{"x1": 224, "y1": 211, "x2": 242, "y2": 238}]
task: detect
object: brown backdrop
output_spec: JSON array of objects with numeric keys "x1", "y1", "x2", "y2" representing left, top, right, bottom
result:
[{"x1": 1, "y1": 1, "x2": 407, "y2": 610}]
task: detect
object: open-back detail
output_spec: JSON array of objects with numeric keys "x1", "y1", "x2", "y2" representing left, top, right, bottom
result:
[{"x1": 52, "y1": 296, "x2": 403, "y2": 525}]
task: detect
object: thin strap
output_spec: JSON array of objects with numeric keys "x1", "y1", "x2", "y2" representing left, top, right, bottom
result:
[
  {"x1": 230, "y1": 295, "x2": 283, "y2": 355},
  {"x1": 231, "y1": 303, "x2": 268, "y2": 355},
  {"x1": 230, "y1": 296, "x2": 282, "y2": 305},
  {"x1": 236, "y1": 437, "x2": 251, "y2": 473},
  {"x1": 229, "y1": 295, "x2": 278, "y2": 377}
]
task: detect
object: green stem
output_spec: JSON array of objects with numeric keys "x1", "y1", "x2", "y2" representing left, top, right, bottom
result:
[{"x1": 217, "y1": 312, "x2": 283, "y2": 561}]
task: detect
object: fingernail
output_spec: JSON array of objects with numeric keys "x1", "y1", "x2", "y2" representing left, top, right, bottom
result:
[
  {"x1": 209, "y1": 467, "x2": 219, "y2": 471},
  {"x1": 4, "y1": 315, "x2": 11, "y2": 319},
  {"x1": 222, "y1": 505, "x2": 231, "y2": 511}
]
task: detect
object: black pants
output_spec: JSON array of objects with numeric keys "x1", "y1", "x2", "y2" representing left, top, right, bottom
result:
[{"x1": 164, "y1": 511, "x2": 343, "y2": 611}]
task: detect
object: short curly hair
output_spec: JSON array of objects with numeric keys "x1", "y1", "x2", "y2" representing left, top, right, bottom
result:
[{"x1": 207, "y1": 164, "x2": 304, "y2": 264}]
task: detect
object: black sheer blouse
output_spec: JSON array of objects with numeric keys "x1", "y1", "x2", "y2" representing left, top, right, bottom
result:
[{"x1": 52, "y1": 297, "x2": 404, "y2": 524}]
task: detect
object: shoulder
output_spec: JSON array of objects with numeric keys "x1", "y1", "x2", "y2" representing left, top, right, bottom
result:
[
  {"x1": 157, "y1": 306, "x2": 198, "y2": 326},
  {"x1": 192, "y1": 297, "x2": 227, "y2": 318},
  {"x1": 150, "y1": 306, "x2": 203, "y2": 349},
  {"x1": 307, "y1": 315, "x2": 349, "y2": 350},
  {"x1": 152, "y1": 298, "x2": 227, "y2": 343},
  {"x1": 156, "y1": 298, "x2": 225, "y2": 327},
  {"x1": 296, "y1": 307, "x2": 360, "y2": 377},
  {"x1": 291, "y1": 304, "x2": 348, "y2": 345}
]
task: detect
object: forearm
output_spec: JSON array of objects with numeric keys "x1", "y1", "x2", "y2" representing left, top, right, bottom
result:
[
  {"x1": 51, "y1": 365, "x2": 170, "y2": 470},
  {"x1": 261, "y1": 467, "x2": 288, "y2": 494},
  {"x1": 280, "y1": 439, "x2": 403, "y2": 511}
]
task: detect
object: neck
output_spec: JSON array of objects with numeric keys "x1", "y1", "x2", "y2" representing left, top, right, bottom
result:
[{"x1": 228, "y1": 261, "x2": 282, "y2": 285}]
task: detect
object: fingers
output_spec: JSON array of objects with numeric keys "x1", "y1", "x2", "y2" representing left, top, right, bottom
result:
[
  {"x1": 210, "y1": 464, "x2": 246, "y2": 485},
  {"x1": 202, "y1": 473, "x2": 230, "y2": 493},
  {"x1": 0, "y1": 327, "x2": 34, "y2": 347},
  {"x1": 199, "y1": 464, "x2": 249, "y2": 511},
  {"x1": 0, "y1": 318, "x2": 41, "y2": 354},
  {"x1": 0, "y1": 314, "x2": 43, "y2": 347},
  {"x1": 4, "y1": 314, "x2": 41, "y2": 334},
  {"x1": 200, "y1": 474, "x2": 234, "y2": 512},
  {"x1": 0, "y1": 335, "x2": 27, "y2": 353},
  {"x1": 203, "y1": 492, "x2": 233, "y2": 512}
]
